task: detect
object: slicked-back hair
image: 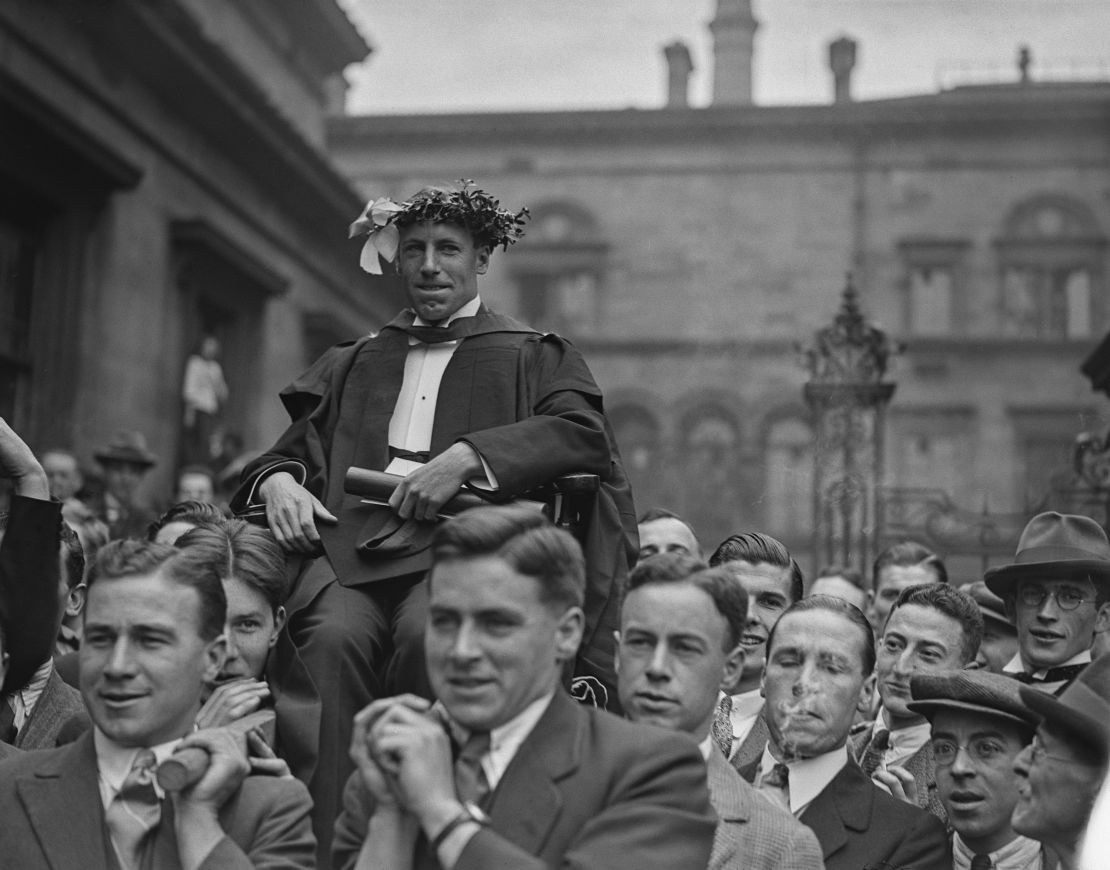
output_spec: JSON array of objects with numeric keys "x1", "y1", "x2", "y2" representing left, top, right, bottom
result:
[
  {"x1": 627, "y1": 560, "x2": 749, "y2": 652},
  {"x1": 147, "y1": 500, "x2": 225, "y2": 541},
  {"x1": 815, "y1": 565, "x2": 865, "y2": 590},
  {"x1": 709, "y1": 532, "x2": 804, "y2": 604},
  {"x1": 59, "y1": 518, "x2": 85, "y2": 591},
  {"x1": 87, "y1": 539, "x2": 227, "y2": 641},
  {"x1": 888, "y1": 582, "x2": 984, "y2": 664},
  {"x1": 768, "y1": 595, "x2": 876, "y2": 676},
  {"x1": 431, "y1": 505, "x2": 585, "y2": 611},
  {"x1": 872, "y1": 541, "x2": 948, "y2": 588},
  {"x1": 175, "y1": 519, "x2": 287, "y2": 614}
]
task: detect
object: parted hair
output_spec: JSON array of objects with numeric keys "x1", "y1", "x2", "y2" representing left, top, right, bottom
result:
[
  {"x1": 768, "y1": 594, "x2": 877, "y2": 676},
  {"x1": 627, "y1": 556, "x2": 749, "y2": 652},
  {"x1": 175, "y1": 519, "x2": 288, "y2": 614},
  {"x1": 888, "y1": 582, "x2": 984, "y2": 664},
  {"x1": 709, "y1": 531, "x2": 805, "y2": 604},
  {"x1": 87, "y1": 539, "x2": 227, "y2": 640},
  {"x1": 872, "y1": 541, "x2": 948, "y2": 588},
  {"x1": 431, "y1": 505, "x2": 585, "y2": 610},
  {"x1": 147, "y1": 500, "x2": 225, "y2": 541}
]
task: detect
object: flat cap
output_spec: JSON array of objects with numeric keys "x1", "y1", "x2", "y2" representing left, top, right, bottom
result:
[
  {"x1": 1021, "y1": 653, "x2": 1110, "y2": 763},
  {"x1": 908, "y1": 669, "x2": 1038, "y2": 730}
]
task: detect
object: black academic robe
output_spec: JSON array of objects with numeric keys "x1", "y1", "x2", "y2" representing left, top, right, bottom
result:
[{"x1": 234, "y1": 307, "x2": 637, "y2": 705}]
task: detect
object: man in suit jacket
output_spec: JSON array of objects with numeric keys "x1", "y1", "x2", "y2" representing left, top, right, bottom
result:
[
  {"x1": 0, "y1": 538, "x2": 315, "y2": 870},
  {"x1": 616, "y1": 554, "x2": 823, "y2": 870},
  {"x1": 707, "y1": 532, "x2": 806, "y2": 769},
  {"x1": 746, "y1": 595, "x2": 951, "y2": 870},
  {"x1": 852, "y1": 582, "x2": 984, "y2": 821},
  {"x1": 333, "y1": 506, "x2": 716, "y2": 870}
]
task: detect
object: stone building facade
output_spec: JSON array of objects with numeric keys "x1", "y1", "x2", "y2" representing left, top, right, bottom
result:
[
  {"x1": 328, "y1": 6, "x2": 1110, "y2": 577},
  {"x1": 1, "y1": 0, "x2": 392, "y2": 501}
]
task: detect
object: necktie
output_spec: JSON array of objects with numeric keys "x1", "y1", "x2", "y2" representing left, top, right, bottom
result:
[
  {"x1": 712, "y1": 695, "x2": 734, "y2": 757},
  {"x1": 860, "y1": 727, "x2": 891, "y2": 777},
  {"x1": 970, "y1": 853, "x2": 993, "y2": 870},
  {"x1": 0, "y1": 698, "x2": 16, "y2": 744},
  {"x1": 105, "y1": 749, "x2": 161, "y2": 870},
  {"x1": 1010, "y1": 664, "x2": 1087, "y2": 686},
  {"x1": 757, "y1": 762, "x2": 791, "y2": 812},
  {"x1": 454, "y1": 731, "x2": 491, "y2": 806}
]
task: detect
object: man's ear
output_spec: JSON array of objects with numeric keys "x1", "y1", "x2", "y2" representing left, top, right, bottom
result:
[
  {"x1": 475, "y1": 247, "x2": 490, "y2": 275},
  {"x1": 612, "y1": 630, "x2": 621, "y2": 676},
  {"x1": 1094, "y1": 598, "x2": 1110, "y2": 635},
  {"x1": 1003, "y1": 593, "x2": 1018, "y2": 624},
  {"x1": 65, "y1": 583, "x2": 87, "y2": 619},
  {"x1": 554, "y1": 607, "x2": 585, "y2": 663},
  {"x1": 203, "y1": 634, "x2": 228, "y2": 684},
  {"x1": 857, "y1": 671, "x2": 877, "y2": 716},
  {"x1": 721, "y1": 643, "x2": 746, "y2": 696},
  {"x1": 269, "y1": 606, "x2": 287, "y2": 649}
]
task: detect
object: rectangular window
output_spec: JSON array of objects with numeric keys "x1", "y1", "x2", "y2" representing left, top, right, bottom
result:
[{"x1": 908, "y1": 266, "x2": 953, "y2": 336}]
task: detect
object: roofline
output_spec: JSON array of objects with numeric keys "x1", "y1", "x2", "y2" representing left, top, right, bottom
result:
[{"x1": 329, "y1": 88, "x2": 1110, "y2": 146}]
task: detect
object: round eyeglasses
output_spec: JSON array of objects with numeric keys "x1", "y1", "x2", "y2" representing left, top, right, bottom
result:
[
  {"x1": 1017, "y1": 585, "x2": 1092, "y2": 611},
  {"x1": 932, "y1": 738, "x2": 1011, "y2": 767}
]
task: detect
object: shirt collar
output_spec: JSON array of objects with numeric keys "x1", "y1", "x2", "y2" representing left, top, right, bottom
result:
[
  {"x1": 412, "y1": 294, "x2": 482, "y2": 329},
  {"x1": 760, "y1": 742, "x2": 848, "y2": 815},
  {"x1": 698, "y1": 734, "x2": 713, "y2": 761},
  {"x1": 94, "y1": 727, "x2": 184, "y2": 800},
  {"x1": 953, "y1": 830, "x2": 1044, "y2": 870},
  {"x1": 728, "y1": 687, "x2": 765, "y2": 720},
  {"x1": 1003, "y1": 649, "x2": 1091, "y2": 679},
  {"x1": 441, "y1": 690, "x2": 555, "y2": 791},
  {"x1": 878, "y1": 707, "x2": 932, "y2": 750}
]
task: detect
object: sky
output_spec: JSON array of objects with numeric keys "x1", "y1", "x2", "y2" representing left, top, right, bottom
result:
[{"x1": 338, "y1": 0, "x2": 1110, "y2": 115}]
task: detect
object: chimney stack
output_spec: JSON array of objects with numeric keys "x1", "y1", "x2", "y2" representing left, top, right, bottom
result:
[
  {"x1": 828, "y1": 36, "x2": 858, "y2": 104},
  {"x1": 709, "y1": 0, "x2": 758, "y2": 106},
  {"x1": 663, "y1": 41, "x2": 695, "y2": 108}
]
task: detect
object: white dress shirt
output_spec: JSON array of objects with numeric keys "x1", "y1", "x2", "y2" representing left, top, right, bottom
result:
[
  {"x1": 94, "y1": 728, "x2": 183, "y2": 806},
  {"x1": 8, "y1": 658, "x2": 54, "y2": 733},
  {"x1": 757, "y1": 742, "x2": 849, "y2": 817},
  {"x1": 872, "y1": 707, "x2": 932, "y2": 769},
  {"x1": 953, "y1": 831, "x2": 1043, "y2": 870},
  {"x1": 1002, "y1": 649, "x2": 1091, "y2": 694},
  {"x1": 726, "y1": 687, "x2": 764, "y2": 760}
]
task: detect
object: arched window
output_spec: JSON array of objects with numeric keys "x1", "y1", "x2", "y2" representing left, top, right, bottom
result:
[
  {"x1": 995, "y1": 195, "x2": 1106, "y2": 339},
  {"x1": 610, "y1": 403, "x2": 661, "y2": 477},
  {"x1": 764, "y1": 416, "x2": 814, "y2": 539},
  {"x1": 508, "y1": 202, "x2": 608, "y2": 336},
  {"x1": 679, "y1": 404, "x2": 743, "y2": 546}
]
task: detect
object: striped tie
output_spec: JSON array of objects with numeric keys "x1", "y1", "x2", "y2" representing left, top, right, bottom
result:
[{"x1": 105, "y1": 749, "x2": 161, "y2": 870}]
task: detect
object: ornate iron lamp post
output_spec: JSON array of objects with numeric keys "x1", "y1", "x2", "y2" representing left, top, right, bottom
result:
[{"x1": 802, "y1": 276, "x2": 901, "y2": 575}]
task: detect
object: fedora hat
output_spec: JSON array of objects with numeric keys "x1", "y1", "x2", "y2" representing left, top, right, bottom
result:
[
  {"x1": 908, "y1": 669, "x2": 1038, "y2": 731},
  {"x1": 94, "y1": 430, "x2": 158, "y2": 469},
  {"x1": 984, "y1": 512, "x2": 1110, "y2": 597},
  {"x1": 1020, "y1": 653, "x2": 1110, "y2": 763},
  {"x1": 959, "y1": 581, "x2": 1013, "y2": 628}
]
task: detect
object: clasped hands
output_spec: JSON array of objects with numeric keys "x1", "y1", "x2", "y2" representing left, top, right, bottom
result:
[
  {"x1": 260, "y1": 442, "x2": 483, "y2": 554},
  {"x1": 349, "y1": 695, "x2": 463, "y2": 831}
]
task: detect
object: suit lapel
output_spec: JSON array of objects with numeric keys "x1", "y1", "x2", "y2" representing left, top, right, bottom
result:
[
  {"x1": 706, "y1": 747, "x2": 748, "y2": 870},
  {"x1": 731, "y1": 711, "x2": 769, "y2": 773},
  {"x1": 484, "y1": 692, "x2": 582, "y2": 855},
  {"x1": 800, "y1": 759, "x2": 875, "y2": 862},
  {"x1": 17, "y1": 732, "x2": 112, "y2": 870}
]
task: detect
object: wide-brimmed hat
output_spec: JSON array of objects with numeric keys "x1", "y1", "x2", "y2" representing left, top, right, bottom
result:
[
  {"x1": 908, "y1": 669, "x2": 1037, "y2": 731},
  {"x1": 984, "y1": 512, "x2": 1110, "y2": 597},
  {"x1": 94, "y1": 431, "x2": 158, "y2": 469},
  {"x1": 1020, "y1": 654, "x2": 1110, "y2": 763}
]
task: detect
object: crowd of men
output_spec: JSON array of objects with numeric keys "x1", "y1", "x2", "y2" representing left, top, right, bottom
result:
[{"x1": 0, "y1": 180, "x2": 1108, "y2": 870}]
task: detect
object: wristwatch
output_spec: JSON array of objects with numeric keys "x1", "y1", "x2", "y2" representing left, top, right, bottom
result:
[{"x1": 430, "y1": 802, "x2": 490, "y2": 851}]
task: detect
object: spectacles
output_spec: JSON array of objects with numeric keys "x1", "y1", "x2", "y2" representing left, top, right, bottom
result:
[
  {"x1": 932, "y1": 738, "x2": 1011, "y2": 767},
  {"x1": 1028, "y1": 735, "x2": 1087, "y2": 766},
  {"x1": 1017, "y1": 585, "x2": 1093, "y2": 611}
]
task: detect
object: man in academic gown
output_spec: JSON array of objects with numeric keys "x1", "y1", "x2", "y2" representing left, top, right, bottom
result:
[{"x1": 231, "y1": 182, "x2": 636, "y2": 860}]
